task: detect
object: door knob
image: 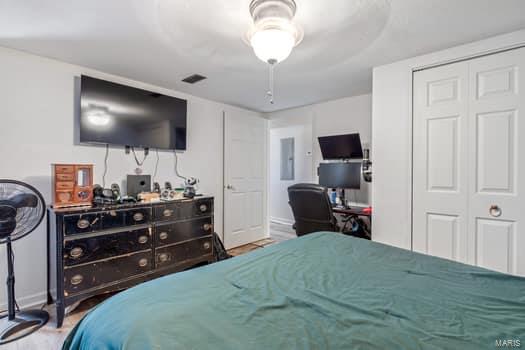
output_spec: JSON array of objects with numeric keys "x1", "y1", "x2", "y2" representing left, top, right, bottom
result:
[
  {"x1": 489, "y1": 205, "x2": 502, "y2": 217},
  {"x1": 226, "y1": 184, "x2": 235, "y2": 190}
]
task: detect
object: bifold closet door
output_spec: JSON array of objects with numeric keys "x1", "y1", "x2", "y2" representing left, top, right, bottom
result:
[
  {"x1": 413, "y1": 62, "x2": 469, "y2": 263},
  {"x1": 413, "y1": 47, "x2": 525, "y2": 276},
  {"x1": 467, "y1": 48, "x2": 525, "y2": 275}
]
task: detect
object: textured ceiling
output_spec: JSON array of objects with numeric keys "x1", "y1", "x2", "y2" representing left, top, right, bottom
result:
[{"x1": 1, "y1": 0, "x2": 525, "y2": 112}]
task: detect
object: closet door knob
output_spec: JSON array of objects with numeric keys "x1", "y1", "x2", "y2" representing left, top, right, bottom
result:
[{"x1": 489, "y1": 205, "x2": 502, "y2": 218}]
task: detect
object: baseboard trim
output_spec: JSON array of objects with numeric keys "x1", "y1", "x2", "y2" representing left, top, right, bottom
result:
[
  {"x1": 0, "y1": 291, "x2": 47, "y2": 312},
  {"x1": 270, "y1": 217, "x2": 294, "y2": 226}
]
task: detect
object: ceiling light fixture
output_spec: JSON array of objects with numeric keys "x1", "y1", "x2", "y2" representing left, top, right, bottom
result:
[{"x1": 246, "y1": 0, "x2": 303, "y2": 104}]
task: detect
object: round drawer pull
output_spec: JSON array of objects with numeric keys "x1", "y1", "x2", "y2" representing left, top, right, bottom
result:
[
  {"x1": 203, "y1": 242, "x2": 211, "y2": 250},
  {"x1": 203, "y1": 223, "x2": 212, "y2": 231},
  {"x1": 159, "y1": 232, "x2": 168, "y2": 240},
  {"x1": 199, "y1": 204, "x2": 208, "y2": 213},
  {"x1": 138, "y1": 235, "x2": 148, "y2": 244},
  {"x1": 133, "y1": 212, "x2": 145, "y2": 221},
  {"x1": 163, "y1": 209, "x2": 173, "y2": 217},
  {"x1": 70, "y1": 247, "x2": 84, "y2": 259},
  {"x1": 138, "y1": 258, "x2": 148, "y2": 267},
  {"x1": 158, "y1": 253, "x2": 169, "y2": 262},
  {"x1": 77, "y1": 219, "x2": 90, "y2": 229},
  {"x1": 70, "y1": 274, "x2": 83, "y2": 286}
]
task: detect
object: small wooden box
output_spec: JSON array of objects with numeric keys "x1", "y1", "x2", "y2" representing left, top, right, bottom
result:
[{"x1": 52, "y1": 164, "x2": 93, "y2": 208}]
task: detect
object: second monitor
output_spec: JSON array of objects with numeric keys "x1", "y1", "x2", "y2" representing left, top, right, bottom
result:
[{"x1": 318, "y1": 162, "x2": 361, "y2": 189}]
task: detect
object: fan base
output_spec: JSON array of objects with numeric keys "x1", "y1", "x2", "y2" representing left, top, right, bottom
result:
[{"x1": 0, "y1": 309, "x2": 49, "y2": 345}]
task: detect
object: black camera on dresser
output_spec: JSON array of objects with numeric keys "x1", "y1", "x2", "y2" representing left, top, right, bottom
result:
[{"x1": 47, "y1": 196, "x2": 215, "y2": 328}]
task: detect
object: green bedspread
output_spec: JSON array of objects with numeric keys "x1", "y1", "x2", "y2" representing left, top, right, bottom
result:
[{"x1": 64, "y1": 232, "x2": 525, "y2": 350}]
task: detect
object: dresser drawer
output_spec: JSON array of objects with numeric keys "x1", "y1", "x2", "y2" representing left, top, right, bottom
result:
[
  {"x1": 177, "y1": 199, "x2": 213, "y2": 219},
  {"x1": 64, "y1": 213, "x2": 101, "y2": 235},
  {"x1": 156, "y1": 218, "x2": 213, "y2": 247},
  {"x1": 154, "y1": 198, "x2": 213, "y2": 222},
  {"x1": 124, "y1": 207, "x2": 151, "y2": 226},
  {"x1": 64, "y1": 251, "x2": 152, "y2": 296},
  {"x1": 155, "y1": 237, "x2": 213, "y2": 269},
  {"x1": 63, "y1": 228, "x2": 152, "y2": 266}
]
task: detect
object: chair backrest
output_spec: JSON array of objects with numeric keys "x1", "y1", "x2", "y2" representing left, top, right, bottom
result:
[{"x1": 287, "y1": 183, "x2": 337, "y2": 236}]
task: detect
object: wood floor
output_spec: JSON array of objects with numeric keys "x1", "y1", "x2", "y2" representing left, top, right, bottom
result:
[{"x1": 3, "y1": 222, "x2": 296, "y2": 350}]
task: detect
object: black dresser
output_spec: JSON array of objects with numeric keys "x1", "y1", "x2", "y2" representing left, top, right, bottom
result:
[{"x1": 47, "y1": 196, "x2": 215, "y2": 327}]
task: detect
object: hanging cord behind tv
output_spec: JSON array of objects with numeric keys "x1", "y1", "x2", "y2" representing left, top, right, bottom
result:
[
  {"x1": 173, "y1": 150, "x2": 187, "y2": 181},
  {"x1": 131, "y1": 147, "x2": 148, "y2": 167},
  {"x1": 102, "y1": 144, "x2": 109, "y2": 188},
  {"x1": 152, "y1": 149, "x2": 160, "y2": 183}
]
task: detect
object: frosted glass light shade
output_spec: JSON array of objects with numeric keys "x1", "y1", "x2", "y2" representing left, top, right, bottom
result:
[{"x1": 250, "y1": 28, "x2": 296, "y2": 63}]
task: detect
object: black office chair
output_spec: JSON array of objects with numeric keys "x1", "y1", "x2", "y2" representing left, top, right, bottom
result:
[{"x1": 287, "y1": 183, "x2": 338, "y2": 236}]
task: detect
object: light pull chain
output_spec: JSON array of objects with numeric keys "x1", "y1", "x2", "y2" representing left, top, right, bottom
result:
[{"x1": 267, "y1": 59, "x2": 277, "y2": 104}]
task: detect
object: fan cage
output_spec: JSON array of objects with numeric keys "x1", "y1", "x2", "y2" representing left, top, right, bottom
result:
[{"x1": 0, "y1": 180, "x2": 46, "y2": 244}]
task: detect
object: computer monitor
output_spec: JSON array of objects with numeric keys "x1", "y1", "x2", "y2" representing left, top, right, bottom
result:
[{"x1": 318, "y1": 162, "x2": 361, "y2": 189}]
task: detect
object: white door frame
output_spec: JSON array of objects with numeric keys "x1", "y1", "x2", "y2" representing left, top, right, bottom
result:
[{"x1": 409, "y1": 44, "x2": 525, "y2": 250}]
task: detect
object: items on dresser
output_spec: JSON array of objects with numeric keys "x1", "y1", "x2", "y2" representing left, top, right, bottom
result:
[
  {"x1": 153, "y1": 182, "x2": 161, "y2": 194},
  {"x1": 52, "y1": 164, "x2": 93, "y2": 208},
  {"x1": 138, "y1": 192, "x2": 161, "y2": 202},
  {"x1": 126, "y1": 175, "x2": 151, "y2": 198},
  {"x1": 47, "y1": 196, "x2": 215, "y2": 328},
  {"x1": 92, "y1": 184, "x2": 120, "y2": 205},
  {"x1": 183, "y1": 177, "x2": 199, "y2": 199}
]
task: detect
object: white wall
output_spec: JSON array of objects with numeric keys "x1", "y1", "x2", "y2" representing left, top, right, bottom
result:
[
  {"x1": 372, "y1": 29, "x2": 525, "y2": 250},
  {"x1": 268, "y1": 94, "x2": 372, "y2": 208},
  {"x1": 269, "y1": 124, "x2": 313, "y2": 224},
  {"x1": 0, "y1": 46, "x2": 261, "y2": 309}
]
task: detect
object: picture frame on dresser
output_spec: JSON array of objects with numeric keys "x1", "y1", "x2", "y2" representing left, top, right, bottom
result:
[{"x1": 47, "y1": 196, "x2": 215, "y2": 327}]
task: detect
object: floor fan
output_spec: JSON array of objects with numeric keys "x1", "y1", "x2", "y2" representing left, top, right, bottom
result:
[{"x1": 0, "y1": 179, "x2": 48, "y2": 344}]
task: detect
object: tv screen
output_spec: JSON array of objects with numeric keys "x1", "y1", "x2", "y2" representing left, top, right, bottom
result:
[
  {"x1": 318, "y1": 133, "x2": 363, "y2": 159},
  {"x1": 79, "y1": 75, "x2": 187, "y2": 150}
]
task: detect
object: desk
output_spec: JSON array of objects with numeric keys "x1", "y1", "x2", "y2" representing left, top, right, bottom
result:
[
  {"x1": 332, "y1": 206, "x2": 371, "y2": 217},
  {"x1": 332, "y1": 205, "x2": 372, "y2": 240}
]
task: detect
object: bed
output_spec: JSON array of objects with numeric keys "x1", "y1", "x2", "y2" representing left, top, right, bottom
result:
[{"x1": 63, "y1": 232, "x2": 525, "y2": 350}]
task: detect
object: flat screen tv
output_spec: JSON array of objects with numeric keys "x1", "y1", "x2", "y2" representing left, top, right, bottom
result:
[
  {"x1": 79, "y1": 75, "x2": 187, "y2": 150},
  {"x1": 318, "y1": 133, "x2": 363, "y2": 160}
]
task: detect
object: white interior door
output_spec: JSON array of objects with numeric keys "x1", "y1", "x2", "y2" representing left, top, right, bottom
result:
[
  {"x1": 413, "y1": 62, "x2": 469, "y2": 263},
  {"x1": 223, "y1": 110, "x2": 268, "y2": 249},
  {"x1": 467, "y1": 48, "x2": 525, "y2": 275},
  {"x1": 413, "y1": 47, "x2": 525, "y2": 276}
]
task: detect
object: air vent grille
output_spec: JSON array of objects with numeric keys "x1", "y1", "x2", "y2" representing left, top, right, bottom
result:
[{"x1": 182, "y1": 74, "x2": 207, "y2": 84}]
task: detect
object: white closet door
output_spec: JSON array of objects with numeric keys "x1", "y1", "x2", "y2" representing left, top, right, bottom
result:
[
  {"x1": 413, "y1": 62, "x2": 469, "y2": 262},
  {"x1": 467, "y1": 48, "x2": 525, "y2": 275},
  {"x1": 413, "y1": 47, "x2": 525, "y2": 276}
]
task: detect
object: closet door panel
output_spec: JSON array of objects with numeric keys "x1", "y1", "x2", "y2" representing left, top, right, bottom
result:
[
  {"x1": 467, "y1": 47, "x2": 525, "y2": 275},
  {"x1": 412, "y1": 62, "x2": 469, "y2": 263}
]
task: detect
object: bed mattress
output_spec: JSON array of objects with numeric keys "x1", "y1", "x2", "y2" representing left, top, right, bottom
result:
[{"x1": 64, "y1": 232, "x2": 525, "y2": 349}]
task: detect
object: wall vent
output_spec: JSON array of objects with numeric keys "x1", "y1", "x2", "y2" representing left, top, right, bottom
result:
[{"x1": 182, "y1": 74, "x2": 207, "y2": 84}]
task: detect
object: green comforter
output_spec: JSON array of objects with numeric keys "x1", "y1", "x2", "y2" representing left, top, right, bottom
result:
[{"x1": 64, "y1": 232, "x2": 525, "y2": 350}]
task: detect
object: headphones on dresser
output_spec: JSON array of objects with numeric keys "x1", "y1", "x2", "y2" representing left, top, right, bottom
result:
[{"x1": 93, "y1": 183, "x2": 122, "y2": 204}]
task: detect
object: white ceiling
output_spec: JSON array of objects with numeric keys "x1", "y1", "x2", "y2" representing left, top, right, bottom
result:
[{"x1": 1, "y1": 0, "x2": 525, "y2": 112}]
